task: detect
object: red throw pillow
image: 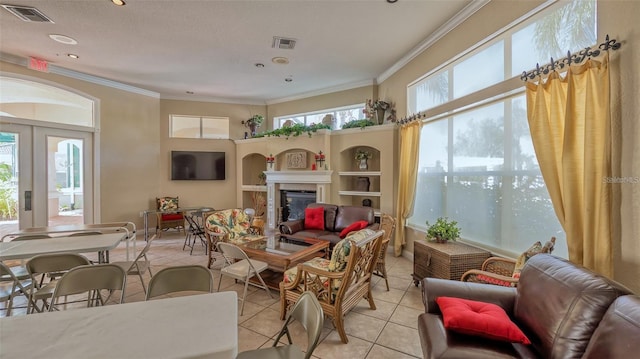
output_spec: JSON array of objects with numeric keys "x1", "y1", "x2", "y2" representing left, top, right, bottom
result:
[
  {"x1": 304, "y1": 207, "x2": 325, "y2": 230},
  {"x1": 339, "y1": 220, "x2": 369, "y2": 238},
  {"x1": 435, "y1": 297, "x2": 531, "y2": 344}
]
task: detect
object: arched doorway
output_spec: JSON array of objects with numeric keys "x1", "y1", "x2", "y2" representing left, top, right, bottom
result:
[{"x1": 0, "y1": 74, "x2": 97, "y2": 237}]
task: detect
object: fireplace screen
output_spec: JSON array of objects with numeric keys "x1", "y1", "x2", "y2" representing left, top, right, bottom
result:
[{"x1": 281, "y1": 190, "x2": 316, "y2": 222}]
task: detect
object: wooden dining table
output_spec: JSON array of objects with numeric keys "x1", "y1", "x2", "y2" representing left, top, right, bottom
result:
[
  {"x1": 0, "y1": 232, "x2": 125, "y2": 263},
  {"x1": 0, "y1": 291, "x2": 238, "y2": 358}
]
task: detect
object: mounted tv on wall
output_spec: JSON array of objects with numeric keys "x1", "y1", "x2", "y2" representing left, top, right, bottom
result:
[{"x1": 171, "y1": 151, "x2": 226, "y2": 180}]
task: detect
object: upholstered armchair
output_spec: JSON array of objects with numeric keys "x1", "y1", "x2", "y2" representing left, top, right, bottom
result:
[
  {"x1": 155, "y1": 196, "x2": 185, "y2": 238},
  {"x1": 280, "y1": 229, "x2": 384, "y2": 344},
  {"x1": 203, "y1": 208, "x2": 263, "y2": 268}
]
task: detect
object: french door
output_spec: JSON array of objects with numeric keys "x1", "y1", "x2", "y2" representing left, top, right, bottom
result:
[{"x1": 0, "y1": 121, "x2": 93, "y2": 238}]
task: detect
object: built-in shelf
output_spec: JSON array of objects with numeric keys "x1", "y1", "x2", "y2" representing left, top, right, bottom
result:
[
  {"x1": 338, "y1": 190, "x2": 381, "y2": 197},
  {"x1": 338, "y1": 171, "x2": 381, "y2": 176},
  {"x1": 241, "y1": 185, "x2": 267, "y2": 192}
]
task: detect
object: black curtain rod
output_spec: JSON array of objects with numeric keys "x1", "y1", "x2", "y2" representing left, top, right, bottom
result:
[{"x1": 520, "y1": 34, "x2": 621, "y2": 82}]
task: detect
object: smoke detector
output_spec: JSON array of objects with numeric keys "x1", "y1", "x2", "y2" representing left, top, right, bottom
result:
[
  {"x1": 272, "y1": 57, "x2": 289, "y2": 65},
  {"x1": 272, "y1": 36, "x2": 297, "y2": 50},
  {"x1": 1, "y1": 5, "x2": 54, "y2": 22}
]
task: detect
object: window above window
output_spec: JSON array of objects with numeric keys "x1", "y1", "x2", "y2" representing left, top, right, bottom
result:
[
  {"x1": 170, "y1": 115, "x2": 229, "y2": 139},
  {"x1": 274, "y1": 104, "x2": 366, "y2": 130}
]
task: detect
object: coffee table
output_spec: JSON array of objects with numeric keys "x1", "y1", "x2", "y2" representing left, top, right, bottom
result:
[{"x1": 239, "y1": 234, "x2": 329, "y2": 289}]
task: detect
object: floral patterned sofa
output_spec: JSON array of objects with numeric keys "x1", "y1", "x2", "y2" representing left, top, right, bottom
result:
[{"x1": 204, "y1": 208, "x2": 263, "y2": 268}]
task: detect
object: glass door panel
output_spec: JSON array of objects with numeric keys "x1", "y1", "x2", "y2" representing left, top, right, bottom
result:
[
  {"x1": 47, "y1": 136, "x2": 85, "y2": 227},
  {"x1": 0, "y1": 123, "x2": 32, "y2": 238}
]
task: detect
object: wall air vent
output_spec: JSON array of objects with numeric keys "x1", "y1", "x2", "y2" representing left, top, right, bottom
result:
[
  {"x1": 272, "y1": 36, "x2": 297, "y2": 50},
  {"x1": 1, "y1": 4, "x2": 54, "y2": 23}
]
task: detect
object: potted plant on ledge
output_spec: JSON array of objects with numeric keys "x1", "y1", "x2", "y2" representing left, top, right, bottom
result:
[
  {"x1": 426, "y1": 217, "x2": 461, "y2": 243},
  {"x1": 242, "y1": 114, "x2": 264, "y2": 137}
]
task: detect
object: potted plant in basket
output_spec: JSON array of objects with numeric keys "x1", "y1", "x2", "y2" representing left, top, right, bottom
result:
[
  {"x1": 242, "y1": 114, "x2": 264, "y2": 137},
  {"x1": 426, "y1": 217, "x2": 461, "y2": 243}
]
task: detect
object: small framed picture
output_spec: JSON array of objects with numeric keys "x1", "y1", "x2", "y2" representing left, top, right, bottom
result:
[{"x1": 286, "y1": 152, "x2": 307, "y2": 169}]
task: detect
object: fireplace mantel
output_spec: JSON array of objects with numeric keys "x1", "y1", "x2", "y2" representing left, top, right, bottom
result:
[
  {"x1": 264, "y1": 170, "x2": 332, "y2": 184},
  {"x1": 264, "y1": 170, "x2": 333, "y2": 230}
]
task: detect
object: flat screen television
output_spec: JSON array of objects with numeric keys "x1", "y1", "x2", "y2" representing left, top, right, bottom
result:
[{"x1": 171, "y1": 151, "x2": 226, "y2": 180}]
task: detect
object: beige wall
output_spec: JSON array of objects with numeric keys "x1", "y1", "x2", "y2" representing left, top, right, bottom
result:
[
  {"x1": 599, "y1": 0, "x2": 640, "y2": 293},
  {"x1": 158, "y1": 100, "x2": 266, "y2": 212}
]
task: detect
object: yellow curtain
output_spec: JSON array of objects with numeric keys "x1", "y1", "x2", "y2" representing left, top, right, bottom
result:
[
  {"x1": 525, "y1": 55, "x2": 612, "y2": 276},
  {"x1": 394, "y1": 121, "x2": 422, "y2": 256}
]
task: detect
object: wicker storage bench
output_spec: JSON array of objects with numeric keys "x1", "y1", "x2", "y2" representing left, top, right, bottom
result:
[{"x1": 412, "y1": 240, "x2": 491, "y2": 285}]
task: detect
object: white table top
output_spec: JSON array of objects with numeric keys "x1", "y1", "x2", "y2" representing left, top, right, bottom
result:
[
  {"x1": 0, "y1": 232, "x2": 125, "y2": 261},
  {"x1": 0, "y1": 291, "x2": 238, "y2": 359}
]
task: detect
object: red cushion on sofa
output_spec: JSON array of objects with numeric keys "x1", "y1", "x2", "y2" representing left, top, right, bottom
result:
[
  {"x1": 304, "y1": 207, "x2": 325, "y2": 230},
  {"x1": 436, "y1": 296, "x2": 531, "y2": 344},
  {"x1": 339, "y1": 220, "x2": 368, "y2": 238}
]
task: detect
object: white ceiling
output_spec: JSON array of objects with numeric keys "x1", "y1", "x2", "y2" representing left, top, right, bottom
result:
[{"x1": 0, "y1": 0, "x2": 482, "y2": 104}]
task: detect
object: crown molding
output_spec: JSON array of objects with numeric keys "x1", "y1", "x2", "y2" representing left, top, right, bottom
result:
[
  {"x1": 265, "y1": 79, "x2": 375, "y2": 105},
  {"x1": 0, "y1": 52, "x2": 160, "y2": 98},
  {"x1": 377, "y1": 0, "x2": 491, "y2": 84},
  {"x1": 160, "y1": 94, "x2": 266, "y2": 106}
]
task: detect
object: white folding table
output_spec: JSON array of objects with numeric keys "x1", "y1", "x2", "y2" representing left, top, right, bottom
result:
[
  {"x1": 0, "y1": 232, "x2": 125, "y2": 263},
  {"x1": 0, "y1": 291, "x2": 238, "y2": 359}
]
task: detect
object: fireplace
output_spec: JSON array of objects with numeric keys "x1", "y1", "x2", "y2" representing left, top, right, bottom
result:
[
  {"x1": 281, "y1": 190, "x2": 316, "y2": 222},
  {"x1": 264, "y1": 170, "x2": 333, "y2": 230}
]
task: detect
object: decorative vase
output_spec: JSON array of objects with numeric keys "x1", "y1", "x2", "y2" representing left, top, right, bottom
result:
[
  {"x1": 358, "y1": 158, "x2": 368, "y2": 170},
  {"x1": 376, "y1": 109, "x2": 386, "y2": 125},
  {"x1": 248, "y1": 124, "x2": 257, "y2": 137}
]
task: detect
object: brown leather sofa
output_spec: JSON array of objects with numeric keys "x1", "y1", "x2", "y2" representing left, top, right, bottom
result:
[
  {"x1": 418, "y1": 254, "x2": 639, "y2": 359},
  {"x1": 278, "y1": 203, "x2": 377, "y2": 247}
]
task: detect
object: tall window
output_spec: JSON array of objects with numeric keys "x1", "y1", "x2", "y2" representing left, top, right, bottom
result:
[
  {"x1": 407, "y1": 0, "x2": 596, "y2": 258},
  {"x1": 170, "y1": 115, "x2": 229, "y2": 139},
  {"x1": 274, "y1": 104, "x2": 365, "y2": 129}
]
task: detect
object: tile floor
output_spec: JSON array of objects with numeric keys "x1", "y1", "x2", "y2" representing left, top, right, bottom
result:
[{"x1": 3, "y1": 231, "x2": 424, "y2": 359}]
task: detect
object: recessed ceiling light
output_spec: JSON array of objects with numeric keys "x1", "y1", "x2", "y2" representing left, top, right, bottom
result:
[
  {"x1": 255, "y1": 63, "x2": 265, "y2": 68},
  {"x1": 111, "y1": 0, "x2": 126, "y2": 6},
  {"x1": 49, "y1": 34, "x2": 77, "y2": 45},
  {"x1": 272, "y1": 57, "x2": 289, "y2": 65},
  {"x1": 67, "y1": 53, "x2": 79, "y2": 59}
]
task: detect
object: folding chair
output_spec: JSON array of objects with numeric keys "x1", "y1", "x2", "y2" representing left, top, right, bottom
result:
[
  {"x1": 26, "y1": 253, "x2": 92, "y2": 313},
  {"x1": 145, "y1": 265, "x2": 214, "y2": 300},
  {"x1": 184, "y1": 212, "x2": 207, "y2": 255},
  {"x1": 49, "y1": 264, "x2": 127, "y2": 311},
  {"x1": 237, "y1": 291, "x2": 324, "y2": 359},
  {"x1": 216, "y1": 242, "x2": 273, "y2": 315},
  {"x1": 0, "y1": 262, "x2": 34, "y2": 316},
  {"x1": 111, "y1": 235, "x2": 155, "y2": 295}
]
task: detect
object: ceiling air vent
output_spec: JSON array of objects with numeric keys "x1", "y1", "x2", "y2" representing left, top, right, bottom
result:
[
  {"x1": 272, "y1": 36, "x2": 296, "y2": 50},
  {"x1": 1, "y1": 4, "x2": 54, "y2": 23}
]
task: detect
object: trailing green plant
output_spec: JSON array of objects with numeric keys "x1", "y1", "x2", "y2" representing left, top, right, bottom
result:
[
  {"x1": 342, "y1": 119, "x2": 376, "y2": 130},
  {"x1": 253, "y1": 123, "x2": 330, "y2": 139},
  {"x1": 425, "y1": 217, "x2": 461, "y2": 242}
]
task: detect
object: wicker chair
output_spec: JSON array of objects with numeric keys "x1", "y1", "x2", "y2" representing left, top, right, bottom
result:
[
  {"x1": 460, "y1": 257, "x2": 519, "y2": 286},
  {"x1": 373, "y1": 214, "x2": 396, "y2": 291},
  {"x1": 461, "y1": 237, "x2": 556, "y2": 287},
  {"x1": 280, "y1": 229, "x2": 384, "y2": 344}
]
